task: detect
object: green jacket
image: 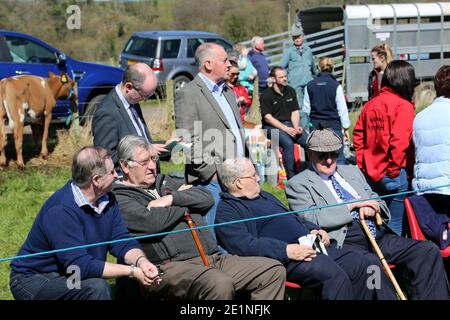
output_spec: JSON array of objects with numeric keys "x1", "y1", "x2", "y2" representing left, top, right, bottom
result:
[{"x1": 280, "y1": 43, "x2": 318, "y2": 89}]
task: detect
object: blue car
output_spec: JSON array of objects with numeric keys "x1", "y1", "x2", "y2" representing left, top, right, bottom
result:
[{"x1": 0, "y1": 30, "x2": 124, "y2": 124}]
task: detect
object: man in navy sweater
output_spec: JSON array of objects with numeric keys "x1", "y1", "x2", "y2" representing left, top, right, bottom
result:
[
  {"x1": 9, "y1": 146, "x2": 161, "y2": 300},
  {"x1": 216, "y1": 157, "x2": 390, "y2": 300}
]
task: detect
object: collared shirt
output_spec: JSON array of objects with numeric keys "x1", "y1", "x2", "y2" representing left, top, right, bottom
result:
[
  {"x1": 71, "y1": 182, "x2": 110, "y2": 215},
  {"x1": 115, "y1": 85, "x2": 147, "y2": 139},
  {"x1": 313, "y1": 167, "x2": 360, "y2": 203},
  {"x1": 198, "y1": 73, "x2": 244, "y2": 157}
]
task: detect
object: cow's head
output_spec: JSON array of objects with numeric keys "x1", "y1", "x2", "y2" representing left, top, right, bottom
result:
[{"x1": 48, "y1": 72, "x2": 77, "y2": 103}]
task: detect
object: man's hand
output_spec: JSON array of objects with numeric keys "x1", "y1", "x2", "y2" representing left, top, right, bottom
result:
[
  {"x1": 178, "y1": 184, "x2": 192, "y2": 191},
  {"x1": 134, "y1": 261, "x2": 162, "y2": 288},
  {"x1": 310, "y1": 229, "x2": 330, "y2": 246},
  {"x1": 343, "y1": 129, "x2": 350, "y2": 142},
  {"x1": 152, "y1": 143, "x2": 169, "y2": 154},
  {"x1": 148, "y1": 195, "x2": 173, "y2": 208},
  {"x1": 283, "y1": 126, "x2": 299, "y2": 138},
  {"x1": 294, "y1": 126, "x2": 303, "y2": 136},
  {"x1": 347, "y1": 200, "x2": 380, "y2": 219},
  {"x1": 286, "y1": 244, "x2": 317, "y2": 261}
]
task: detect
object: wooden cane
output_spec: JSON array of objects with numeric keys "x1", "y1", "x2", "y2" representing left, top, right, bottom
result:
[
  {"x1": 184, "y1": 212, "x2": 210, "y2": 267},
  {"x1": 360, "y1": 214, "x2": 407, "y2": 300}
]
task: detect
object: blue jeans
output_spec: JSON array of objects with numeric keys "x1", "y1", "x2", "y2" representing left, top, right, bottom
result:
[
  {"x1": 264, "y1": 122, "x2": 308, "y2": 179},
  {"x1": 368, "y1": 169, "x2": 409, "y2": 236},
  {"x1": 9, "y1": 270, "x2": 112, "y2": 300}
]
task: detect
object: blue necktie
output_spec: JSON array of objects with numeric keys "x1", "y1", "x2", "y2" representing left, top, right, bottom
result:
[
  {"x1": 130, "y1": 105, "x2": 149, "y2": 141},
  {"x1": 329, "y1": 174, "x2": 377, "y2": 238}
]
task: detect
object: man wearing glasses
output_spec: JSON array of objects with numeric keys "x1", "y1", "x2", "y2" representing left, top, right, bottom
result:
[
  {"x1": 93, "y1": 63, "x2": 172, "y2": 169},
  {"x1": 111, "y1": 135, "x2": 286, "y2": 300},
  {"x1": 216, "y1": 157, "x2": 386, "y2": 300},
  {"x1": 285, "y1": 128, "x2": 449, "y2": 299}
]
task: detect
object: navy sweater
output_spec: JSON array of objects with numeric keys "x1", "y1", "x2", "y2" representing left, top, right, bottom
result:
[
  {"x1": 11, "y1": 181, "x2": 140, "y2": 280},
  {"x1": 216, "y1": 191, "x2": 319, "y2": 264}
]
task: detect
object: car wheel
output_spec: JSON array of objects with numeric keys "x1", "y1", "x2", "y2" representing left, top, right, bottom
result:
[
  {"x1": 81, "y1": 94, "x2": 106, "y2": 126},
  {"x1": 173, "y1": 75, "x2": 191, "y2": 94}
]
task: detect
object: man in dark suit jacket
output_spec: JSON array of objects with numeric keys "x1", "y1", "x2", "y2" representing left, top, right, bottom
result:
[
  {"x1": 175, "y1": 43, "x2": 248, "y2": 228},
  {"x1": 93, "y1": 63, "x2": 168, "y2": 168}
]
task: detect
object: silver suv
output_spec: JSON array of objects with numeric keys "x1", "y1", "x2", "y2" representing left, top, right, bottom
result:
[{"x1": 119, "y1": 30, "x2": 233, "y2": 98}]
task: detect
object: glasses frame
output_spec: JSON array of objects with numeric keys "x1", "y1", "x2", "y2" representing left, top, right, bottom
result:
[
  {"x1": 317, "y1": 152, "x2": 339, "y2": 162},
  {"x1": 127, "y1": 155, "x2": 159, "y2": 167},
  {"x1": 232, "y1": 172, "x2": 259, "y2": 184},
  {"x1": 131, "y1": 83, "x2": 153, "y2": 100}
]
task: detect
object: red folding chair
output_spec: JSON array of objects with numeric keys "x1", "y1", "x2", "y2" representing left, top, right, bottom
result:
[{"x1": 404, "y1": 197, "x2": 450, "y2": 258}]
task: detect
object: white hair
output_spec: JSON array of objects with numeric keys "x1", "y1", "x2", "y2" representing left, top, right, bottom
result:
[
  {"x1": 220, "y1": 157, "x2": 253, "y2": 191},
  {"x1": 251, "y1": 36, "x2": 264, "y2": 48}
]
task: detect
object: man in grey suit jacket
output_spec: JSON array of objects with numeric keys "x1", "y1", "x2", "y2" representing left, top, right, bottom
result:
[
  {"x1": 286, "y1": 128, "x2": 449, "y2": 299},
  {"x1": 93, "y1": 63, "x2": 168, "y2": 168},
  {"x1": 175, "y1": 43, "x2": 248, "y2": 228}
]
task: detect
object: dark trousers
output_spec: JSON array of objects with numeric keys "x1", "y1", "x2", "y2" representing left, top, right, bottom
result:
[
  {"x1": 264, "y1": 122, "x2": 308, "y2": 179},
  {"x1": 343, "y1": 222, "x2": 449, "y2": 300},
  {"x1": 10, "y1": 270, "x2": 112, "y2": 300},
  {"x1": 285, "y1": 246, "x2": 378, "y2": 300}
]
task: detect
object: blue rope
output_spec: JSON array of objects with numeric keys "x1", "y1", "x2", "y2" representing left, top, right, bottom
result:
[{"x1": 0, "y1": 183, "x2": 448, "y2": 263}]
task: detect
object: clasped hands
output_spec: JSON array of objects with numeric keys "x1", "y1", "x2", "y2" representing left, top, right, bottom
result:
[{"x1": 134, "y1": 258, "x2": 162, "y2": 288}]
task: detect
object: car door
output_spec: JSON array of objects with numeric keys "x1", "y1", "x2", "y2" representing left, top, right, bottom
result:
[{"x1": 0, "y1": 33, "x2": 71, "y2": 115}]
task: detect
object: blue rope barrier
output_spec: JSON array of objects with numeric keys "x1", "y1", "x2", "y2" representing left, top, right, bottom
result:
[{"x1": 0, "y1": 183, "x2": 449, "y2": 263}]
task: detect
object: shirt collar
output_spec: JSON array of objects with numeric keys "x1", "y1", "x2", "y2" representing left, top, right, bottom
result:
[
  {"x1": 71, "y1": 182, "x2": 110, "y2": 215},
  {"x1": 115, "y1": 85, "x2": 131, "y2": 109},
  {"x1": 198, "y1": 73, "x2": 225, "y2": 94}
]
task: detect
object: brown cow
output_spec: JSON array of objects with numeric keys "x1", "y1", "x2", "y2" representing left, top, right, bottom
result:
[{"x1": 0, "y1": 72, "x2": 76, "y2": 169}]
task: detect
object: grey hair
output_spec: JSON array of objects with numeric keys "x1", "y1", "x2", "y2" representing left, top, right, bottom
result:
[
  {"x1": 118, "y1": 135, "x2": 152, "y2": 166},
  {"x1": 72, "y1": 146, "x2": 110, "y2": 188},
  {"x1": 194, "y1": 42, "x2": 219, "y2": 68},
  {"x1": 251, "y1": 36, "x2": 263, "y2": 48},
  {"x1": 221, "y1": 157, "x2": 253, "y2": 191},
  {"x1": 122, "y1": 64, "x2": 146, "y2": 89}
]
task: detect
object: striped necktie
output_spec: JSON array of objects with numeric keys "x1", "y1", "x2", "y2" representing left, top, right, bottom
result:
[
  {"x1": 130, "y1": 104, "x2": 149, "y2": 141},
  {"x1": 329, "y1": 174, "x2": 377, "y2": 238}
]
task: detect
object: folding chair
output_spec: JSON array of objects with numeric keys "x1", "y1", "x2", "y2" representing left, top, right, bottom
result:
[{"x1": 404, "y1": 197, "x2": 450, "y2": 258}]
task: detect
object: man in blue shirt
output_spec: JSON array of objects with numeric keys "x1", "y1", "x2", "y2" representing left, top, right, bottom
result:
[
  {"x1": 248, "y1": 36, "x2": 270, "y2": 96},
  {"x1": 10, "y1": 146, "x2": 161, "y2": 300}
]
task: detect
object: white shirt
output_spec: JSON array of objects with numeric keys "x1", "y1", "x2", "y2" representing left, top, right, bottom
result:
[
  {"x1": 115, "y1": 85, "x2": 148, "y2": 139},
  {"x1": 315, "y1": 168, "x2": 361, "y2": 203}
]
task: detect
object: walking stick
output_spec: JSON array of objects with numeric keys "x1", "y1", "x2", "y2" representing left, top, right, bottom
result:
[
  {"x1": 184, "y1": 212, "x2": 210, "y2": 267},
  {"x1": 360, "y1": 213, "x2": 407, "y2": 300}
]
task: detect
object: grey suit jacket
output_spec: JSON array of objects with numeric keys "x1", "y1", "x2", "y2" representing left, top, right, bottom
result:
[
  {"x1": 285, "y1": 164, "x2": 390, "y2": 248},
  {"x1": 92, "y1": 89, "x2": 152, "y2": 167},
  {"x1": 175, "y1": 74, "x2": 247, "y2": 183}
]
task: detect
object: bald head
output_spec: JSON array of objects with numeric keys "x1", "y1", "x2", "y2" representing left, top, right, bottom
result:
[
  {"x1": 72, "y1": 146, "x2": 110, "y2": 187},
  {"x1": 122, "y1": 62, "x2": 158, "y2": 103},
  {"x1": 195, "y1": 43, "x2": 231, "y2": 83}
]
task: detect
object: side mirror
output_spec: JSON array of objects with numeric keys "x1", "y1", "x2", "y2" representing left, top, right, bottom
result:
[{"x1": 56, "y1": 52, "x2": 67, "y2": 66}]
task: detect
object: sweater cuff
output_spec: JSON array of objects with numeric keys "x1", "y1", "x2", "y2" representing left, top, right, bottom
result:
[{"x1": 86, "y1": 260, "x2": 106, "y2": 279}]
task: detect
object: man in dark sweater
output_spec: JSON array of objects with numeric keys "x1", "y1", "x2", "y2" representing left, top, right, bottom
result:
[
  {"x1": 216, "y1": 157, "x2": 387, "y2": 300},
  {"x1": 111, "y1": 135, "x2": 286, "y2": 300},
  {"x1": 260, "y1": 66, "x2": 308, "y2": 179},
  {"x1": 10, "y1": 146, "x2": 161, "y2": 300}
]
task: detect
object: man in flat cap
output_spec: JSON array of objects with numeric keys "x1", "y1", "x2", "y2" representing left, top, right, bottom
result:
[
  {"x1": 285, "y1": 128, "x2": 449, "y2": 299},
  {"x1": 280, "y1": 16, "x2": 318, "y2": 133}
]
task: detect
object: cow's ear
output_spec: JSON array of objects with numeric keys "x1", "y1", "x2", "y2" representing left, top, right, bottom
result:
[{"x1": 48, "y1": 72, "x2": 56, "y2": 78}]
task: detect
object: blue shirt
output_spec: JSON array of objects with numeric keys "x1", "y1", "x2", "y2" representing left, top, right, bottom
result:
[
  {"x1": 11, "y1": 181, "x2": 140, "y2": 280},
  {"x1": 198, "y1": 73, "x2": 244, "y2": 157}
]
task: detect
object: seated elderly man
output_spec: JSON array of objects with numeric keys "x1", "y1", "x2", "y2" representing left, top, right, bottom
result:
[
  {"x1": 285, "y1": 128, "x2": 449, "y2": 300},
  {"x1": 111, "y1": 135, "x2": 286, "y2": 300},
  {"x1": 216, "y1": 157, "x2": 384, "y2": 300}
]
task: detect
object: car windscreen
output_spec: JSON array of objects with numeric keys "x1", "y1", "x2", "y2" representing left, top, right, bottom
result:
[{"x1": 123, "y1": 36, "x2": 158, "y2": 57}]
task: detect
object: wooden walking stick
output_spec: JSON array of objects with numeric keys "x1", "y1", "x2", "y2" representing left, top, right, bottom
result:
[
  {"x1": 184, "y1": 211, "x2": 210, "y2": 267},
  {"x1": 360, "y1": 213, "x2": 407, "y2": 300}
]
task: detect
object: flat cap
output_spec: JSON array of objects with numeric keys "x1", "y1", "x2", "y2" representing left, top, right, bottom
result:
[{"x1": 306, "y1": 128, "x2": 343, "y2": 152}]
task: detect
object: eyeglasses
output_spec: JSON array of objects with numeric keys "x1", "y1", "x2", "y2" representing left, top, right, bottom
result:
[
  {"x1": 128, "y1": 155, "x2": 159, "y2": 167},
  {"x1": 317, "y1": 152, "x2": 339, "y2": 161},
  {"x1": 233, "y1": 172, "x2": 259, "y2": 184},
  {"x1": 230, "y1": 72, "x2": 240, "y2": 76},
  {"x1": 131, "y1": 83, "x2": 153, "y2": 100}
]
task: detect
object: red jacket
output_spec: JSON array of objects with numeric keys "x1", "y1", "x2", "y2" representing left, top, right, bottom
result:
[
  {"x1": 231, "y1": 85, "x2": 252, "y2": 123},
  {"x1": 353, "y1": 87, "x2": 414, "y2": 182}
]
